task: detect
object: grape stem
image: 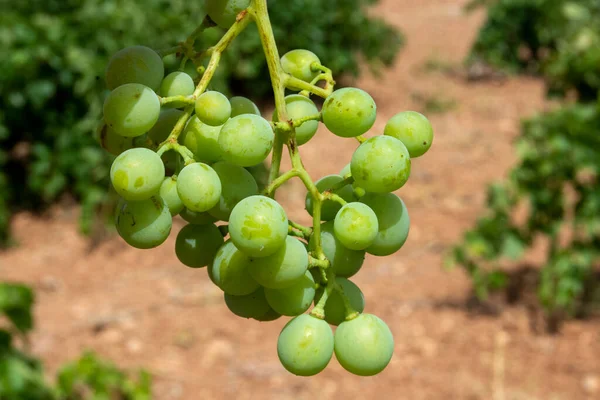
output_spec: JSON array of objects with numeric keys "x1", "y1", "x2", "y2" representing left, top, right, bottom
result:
[
  {"x1": 289, "y1": 220, "x2": 312, "y2": 238},
  {"x1": 159, "y1": 95, "x2": 195, "y2": 107},
  {"x1": 156, "y1": 142, "x2": 195, "y2": 165},
  {"x1": 356, "y1": 135, "x2": 367, "y2": 144}
]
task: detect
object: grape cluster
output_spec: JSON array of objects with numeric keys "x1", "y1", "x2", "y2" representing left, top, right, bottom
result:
[{"x1": 97, "y1": 1, "x2": 433, "y2": 377}]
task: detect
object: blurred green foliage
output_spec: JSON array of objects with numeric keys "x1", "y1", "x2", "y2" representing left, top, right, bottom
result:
[{"x1": 0, "y1": 0, "x2": 403, "y2": 246}]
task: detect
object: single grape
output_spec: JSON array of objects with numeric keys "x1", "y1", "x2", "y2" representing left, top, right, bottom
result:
[
  {"x1": 105, "y1": 46, "x2": 164, "y2": 91},
  {"x1": 334, "y1": 314, "x2": 394, "y2": 376},
  {"x1": 209, "y1": 241, "x2": 259, "y2": 296},
  {"x1": 175, "y1": 223, "x2": 224, "y2": 268},
  {"x1": 224, "y1": 287, "x2": 270, "y2": 319},
  {"x1": 351, "y1": 135, "x2": 411, "y2": 193},
  {"x1": 182, "y1": 116, "x2": 223, "y2": 163},
  {"x1": 206, "y1": 0, "x2": 251, "y2": 28},
  {"x1": 384, "y1": 111, "x2": 434, "y2": 158},
  {"x1": 115, "y1": 196, "x2": 172, "y2": 249},
  {"x1": 209, "y1": 161, "x2": 258, "y2": 221},
  {"x1": 96, "y1": 121, "x2": 133, "y2": 156},
  {"x1": 281, "y1": 49, "x2": 321, "y2": 85},
  {"x1": 159, "y1": 71, "x2": 195, "y2": 98},
  {"x1": 360, "y1": 193, "x2": 410, "y2": 256},
  {"x1": 110, "y1": 148, "x2": 165, "y2": 201},
  {"x1": 159, "y1": 176, "x2": 184, "y2": 216},
  {"x1": 253, "y1": 307, "x2": 281, "y2": 322},
  {"x1": 273, "y1": 95, "x2": 319, "y2": 146},
  {"x1": 219, "y1": 114, "x2": 274, "y2": 167},
  {"x1": 311, "y1": 221, "x2": 365, "y2": 278},
  {"x1": 230, "y1": 96, "x2": 260, "y2": 117},
  {"x1": 322, "y1": 88, "x2": 376, "y2": 138},
  {"x1": 228, "y1": 195, "x2": 288, "y2": 257},
  {"x1": 176, "y1": 163, "x2": 222, "y2": 212},
  {"x1": 305, "y1": 175, "x2": 355, "y2": 221},
  {"x1": 277, "y1": 314, "x2": 334, "y2": 376},
  {"x1": 179, "y1": 208, "x2": 218, "y2": 225},
  {"x1": 333, "y1": 203, "x2": 379, "y2": 250},
  {"x1": 195, "y1": 91, "x2": 231, "y2": 127},
  {"x1": 147, "y1": 109, "x2": 184, "y2": 144},
  {"x1": 103, "y1": 83, "x2": 160, "y2": 137},
  {"x1": 265, "y1": 271, "x2": 315, "y2": 316},
  {"x1": 315, "y1": 277, "x2": 365, "y2": 326},
  {"x1": 248, "y1": 236, "x2": 309, "y2": 289}
]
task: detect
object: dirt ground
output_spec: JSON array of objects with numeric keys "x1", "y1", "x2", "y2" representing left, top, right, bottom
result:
[{"x1": 1, "y1": 0, "x2": 599, "y2": 399}]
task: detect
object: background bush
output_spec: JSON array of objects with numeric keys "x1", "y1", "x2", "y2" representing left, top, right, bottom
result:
[{"x1": 0, "y1": 0, "x2": 403, "y2": 246}]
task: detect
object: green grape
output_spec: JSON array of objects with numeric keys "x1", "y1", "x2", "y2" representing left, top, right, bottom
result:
[
  {"x1": 182, "y1": 116, "x2": 223, "y2": 163},
  {"x1": 195, "y1": 91, "x2": 231, "y2": 127},
  {"x1": 159, "y1": 176, "x2": 184, "y2": 216},
  {"x1": 224, "y1": 287, "x2": 270, "y2": 319},
  {"x1": 360, "y1": 193, "x2": 410, "y2": 256},
  {"x1": 339, "y1": 163, "x2": 351, "y2": 177},
  {"x1": 103, "y1": 83, "x2": 160, "y2": 137},
  {"x1": 351, "y1": 135, "x2": 411, "y2": 193},
  {"x1": 384, "y1": 111, "x2": 434, "y2": 158},
  {"x1": 334, "y1": 314, "x2": 394, "y2": 376},
  {"x1": 96, "y1": 121, "x2": 133, "y2": 156},
  {"x1": 312, "y1": 221, "x2": 365, "y2": 278},
  {"x1": 105, "y1": 46, "x2": 164, "y2": 91},
  {"x1": 277, "y1": 314, "x2": 334, "y2": 376},
  {"x1": 280, "y1": 49, "x2": 321, "y2": 85},
  {"x1": 273, "y1": 95, "x2": 319, "y2": 146},
  {"x1": 230, "y1": 96, "x2": 260, "y2": 117},
  {"x1": 209, "y1": 241, "x2": 259, "y2": 296},
  {"x1": 176, "y1": 163, "x2": 222, "y2": 212},
  {"x1": 219, "y1": 114, "x2": 274, "y2": 167},
  {"x1": 206, "y1": 0, "x2": 251, "y2": 28},
  {"x1": 159, "y1": 71, "x2": 195, "y2": 98},
  {"x1": 315, "y1": 277, "x2": 365, "y2": 326},
  {"x1": 305, "y1": 175, "x2": 355, "y2": 221},
  {"x1": 115, "y1": 196, "x2": 172, "y2": 249},
  {"x1": 228, "y1": 195, "x2": 288, "y2": 258},
  {"x1": 209, "y1": 161, "x2": 258, "y2": 221},
  {"x1": 248, "y1": 236, "x2": 308, "y2": 289},
  {"x1": 322, "y1": 87, "x2": 376, "y2": 138},
  {"x1": 333, "y1": 203, "x2": 379, "y2": 250},
  {"x1": 175, "y1": 223, "x2": 224, "y2": 268},
  {"x1": 147, "y1": 109, "x2": 184, "y2": 144},
  {"x1": 264, "y1": 271, "x2": 315, "y2": 316},
  {"x1": 253, "y1": 307, "x2": 281, "y2": 322},
  {"x1": 110, "y1": 148, "x2": 165, "y2": 201},
  {"x1": 179, "y1": 208, "x2": 218, "y2": 225}
]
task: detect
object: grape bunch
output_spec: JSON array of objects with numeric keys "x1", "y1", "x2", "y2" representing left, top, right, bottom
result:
[{"x1": 96, "y1": 0, "x2": 434, "y2": 377}]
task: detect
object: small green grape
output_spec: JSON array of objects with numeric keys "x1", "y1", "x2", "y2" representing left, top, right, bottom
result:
[
  {"x1": 209, "y1": 241, "x2": 259, "y2": 296},
  {"x1": 360, "y1": 193, "x2": 410, "y2": 256},
  {"x1": 322, "y1": 88, "x2": 376, "y2": 138},
  {"x1": 384, "y1": 111, "x2": 433, "y2": 158},
  {"x1": 182, "y1": 116, "x2": 223, "y2": 163},
  {"x1": 96, "y1": 121, "x2": 133, "y2": 156},
  {"x1": 175, "y1": 223, "x2": 224, "y2": 268},
  {"x1": 110, "y1": 148, "x2": 165, "y2": 201},
  {"x1": 305, "y1": 175, "x2": 355, "y2": 221},
  {"x1": 159, "y1": 71, "x2": 195, "y2": 98},
  {"x1": 248, "y1": 236, "x2": 309, "y2": 289},
  {"x1": 115, "y1": 196, "x2": 172, "y2": 249},
  {"x1": 219, "y1": 114, "x2": 274, "y2": 167},
  {"x1": 315, "y1": 277, "x2": 365, "y2": 326},
  {"x1": 179, "y1": 208, "x2": 218, "y2": 225},
  {"x1": 224, "y1": 287, "x2": 270, "y2": 319},
  {"x1": 176, "y1": 163, "x2": 222, "y2": 212},
  {"x1": 159, "y1": 176, "x2": 184, "y2": 216},
  {"x1": 105, "y1": 46, "x2": 164, "y2": 91},
  {"x1": 147, "y1": 109, "x2": 184, "y2": 144},
  {"x1": 230, "y1": 96, "x2": 261, "y2": 117},
  {"x1": 209, "y1": 161, "x2": 258, "y2": 221},
  {"x1": 206, "y1": 0, "x2": 251, "y2": 28},
  {"x1": 103, "y1": 83, "x2": 160, "y2": 137},
  {"x1": 264, "y1": 271, "x2": 315, "y2": 316},
  {"x1": 195, "y1": 91, "x2": 232, "y2": 127},
  {"x1": 333, "y1": 202, "x2": 379, "y2": 250},
  {"x1": 311, "y1": 221, "x2": 365, "y2": 278},
  {"x1": 273, "y1": 95, "x2": 320, "y2": 145},
  {"x1": 281, "y1": 49, "x2": 321, "y2": 85}
]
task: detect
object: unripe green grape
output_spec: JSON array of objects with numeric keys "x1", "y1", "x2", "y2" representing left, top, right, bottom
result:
[
  {"x1": 224, "y1": 287, "x2": 270, "y2": 319},
  {"x1": 175, "y1": 223, "x2": 224, "y2": 268},
  {"x1": 110, "y1": 148, "x2": 165, "y2": 201},
  {"x1": 96, "y1": 121, "x2": 133, "y2": 156},
  {"x1": 228, "y1": 195, "x2": 288, "y2": 258},
  {"x1": 322, "y1": 87, "x2": 376, "y2": 138},
  {"x1": 195, "y1": 91, "x2": 231, "y2": 127},
  {"x1": 105, "y1": 46, "x2": 164, "y2": 91},
  {"x1": 360, "y1": 193, "x2": 410, "y2": 256},
  {"x1": 305, "y1": 175, "x2": 355, "y2": 221},
  {"x1": 159, "y1": 176, "x2": 184, "y2": 216},
  {"x1": 315, "y1": 277, "x2": 365, "y2": 326},
  {"x1": 159, "y1": 71, "x2": 195, "y2": 98},
  {"x1": 209, "y1": 161, "x2": 258, "y2": 221},
  {"x1": 103, "y1": 83, "x2": 160, "y2": 137},
  {"x1": 264, "y1": 271, "x2": 315, "y2": 316},
  {"x1": 179, "y1": 208, "x2": 218, "y2": 225},
  {"x1": 334, "y1": 314, "x2": 394, "y2": 376},
  {"x1": 351, "y1": 135, "x2": 411, "y2": 193},
  {"x1": 281, "y1": 49, "x2": 321, "y2": 85},
  {"x1": 209, "y1": 241, "x2": 259, "y2": 296},
  {"x1": 248, "y1": 236, "x2": 309, "y2": 289},
  {"x1": 182, "y1": 117, "x2": 223, "y2": 163},
  {"x1": 206, "y1": 0, "x2": 251, "y2": 28},
  {"x1": 311, "y1": 221, "x2": 365, "y2": 278},
  {"x1": 273, "y1": 95, "x2": 319, "y2": 145},
  {"x1": 277, "y1": 314, "x2": 334, "y2": 376},
  {"x1": 333, "y1": 203, "x2": 379, "y2": 250},
  {"x1": 147, "y1": 109, "x2": 184, "y2": 144},
  {"x1": 230, "y1": 96, "x2": 260, "y2": 117},
  {"x1": 384, "y1": 111, "x2": 434, "y2": 158},
  {"x1": 219, "y1": 115, "x2": 274, "y2": 167},
  {"x1": 176, "y1": 163, "x2": 222, "y2": 212},
  {"x1": 115, "y1": 196, "x2": 172, "y2": 249}
]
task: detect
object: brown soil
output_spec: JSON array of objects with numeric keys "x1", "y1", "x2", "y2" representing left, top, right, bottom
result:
[{"x1": 1, "y1": 0, "x2": 599, "y2": 399}]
